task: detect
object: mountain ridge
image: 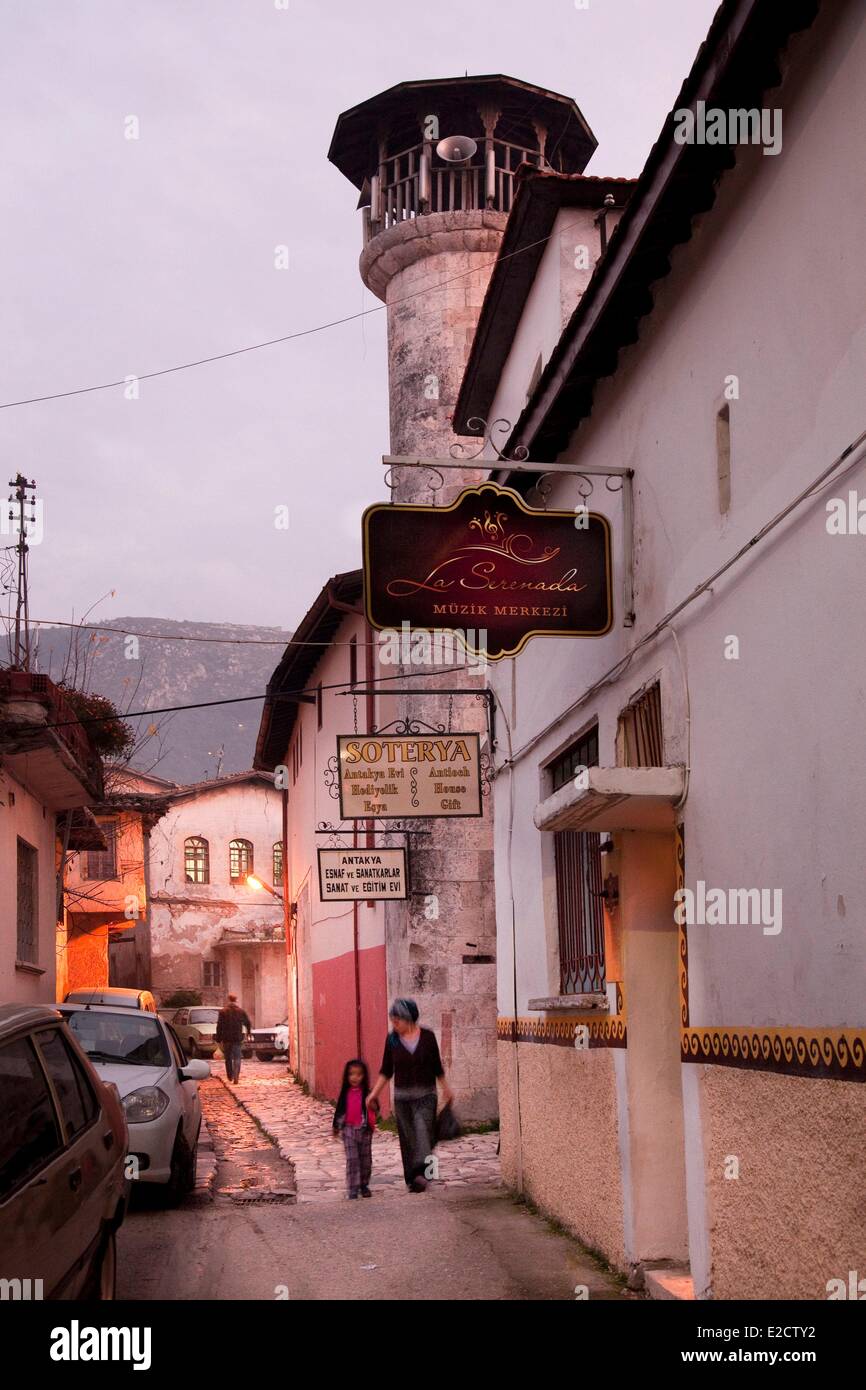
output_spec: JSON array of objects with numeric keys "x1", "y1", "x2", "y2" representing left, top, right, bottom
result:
[{"x1": 27, "y1": 616, "x2": 292, "y2": 784}]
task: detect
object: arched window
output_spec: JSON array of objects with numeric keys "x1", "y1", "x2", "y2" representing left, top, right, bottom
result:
[
  {"x1": 229, "y1": 838, "x2": 253, "y2": 882},
  {"x1": 273, "y1": 841, "x2": 283, "y2": 888},
  {"x1": 184, "y1": 836, "x2": 209, "y2": 884}
]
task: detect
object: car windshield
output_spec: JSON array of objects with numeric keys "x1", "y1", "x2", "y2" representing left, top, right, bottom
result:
[
  {"x1": 189, "y1": 1009, "x2": 219, "y2": 1024},
  {"x1": 62, "y1": 1011, "x2": 170, "y2": 1068}
]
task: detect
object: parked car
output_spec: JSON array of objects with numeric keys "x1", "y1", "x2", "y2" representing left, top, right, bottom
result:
[
  {"x1": 173, "y1": 1006, "x2": 254, "y2": 1059},
  {"x1": 64, "y1": 987, "x2": 157, "y2": 1014},
  {"x1": 172, "y1": 1006, "x2": 220, "y2": 1058},
  {"x1": 250, "y1": 1019, "x2": 290, "y2": 1061},
  {"x1": 58, "y1": 1003, "x2": 209, "y2": 1204},
  {"x1": 0, "y1": 1003, "x2": 128, "y2": 1300}
]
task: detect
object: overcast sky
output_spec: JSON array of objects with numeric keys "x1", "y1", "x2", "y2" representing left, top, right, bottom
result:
[{"x1": 0, "y1": 0, "x2": 718, "y2": 634}]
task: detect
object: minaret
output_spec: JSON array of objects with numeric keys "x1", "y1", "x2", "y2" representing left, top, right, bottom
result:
[{"x1": 329, "y1": 77, "x2": 596, "y2": 1117}]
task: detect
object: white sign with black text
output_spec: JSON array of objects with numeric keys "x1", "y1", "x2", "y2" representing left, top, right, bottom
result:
[{"x1": 317, "y1": 846, "x2": 408, "y2": 901}]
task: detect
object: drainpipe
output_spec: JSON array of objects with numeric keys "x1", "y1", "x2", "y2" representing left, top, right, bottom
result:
[
  {"x1": 327, "y1": 582, "x2": 369, "y2": 1061},
  {"x1": 281, "y1": 784, "x2": 300, "y2": 1074},
  {"x1": 56, "y1": 810, "x2": 73, "y2": 997},
  {"x1": 56, "y1": 809, "x2": 72, "y2": 923},
  {"x1": 141, "y1": 822, "x2": 153, "y2": 987}
]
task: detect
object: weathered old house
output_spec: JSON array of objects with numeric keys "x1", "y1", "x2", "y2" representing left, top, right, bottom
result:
[{"x1": 147, "y1": 771, "x2": 286, "y2": 1025}]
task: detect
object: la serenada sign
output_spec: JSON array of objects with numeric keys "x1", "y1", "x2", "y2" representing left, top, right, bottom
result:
[
  {"x1": 337, "y1": 733, "x2": 483, "y2": 819},
  {"x1": 362, "y1": 481, "x2": 613, "y2": 660}
]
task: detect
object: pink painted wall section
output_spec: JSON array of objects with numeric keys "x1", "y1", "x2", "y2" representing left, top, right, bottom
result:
[{"x1": 312, "y1": 942, "x2": 388, "y2": 1113}]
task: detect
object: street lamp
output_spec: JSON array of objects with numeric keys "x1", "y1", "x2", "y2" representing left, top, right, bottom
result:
[{"x1": 246, "y1": 873, "x2": 282, "y2": 902}]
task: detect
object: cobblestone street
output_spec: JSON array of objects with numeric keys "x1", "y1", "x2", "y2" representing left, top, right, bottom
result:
[
  {"x1": 116, "y1": 1059, "x2": 630, "y2": 1301},
  {"x1": 211, "y1": 1060, "x2": 501, "y2": 1202}
]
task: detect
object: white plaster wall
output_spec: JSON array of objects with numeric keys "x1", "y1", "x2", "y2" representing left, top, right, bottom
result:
[
  {"x1": 490, "y1": 2, "x2": 866, "y2": 1026},
  {"x1": 490, "y1": 205, "x2": 627, "y2": 438},
  {"x1": 0, "y1": 767, "x2": 58, "y2": 1003}
]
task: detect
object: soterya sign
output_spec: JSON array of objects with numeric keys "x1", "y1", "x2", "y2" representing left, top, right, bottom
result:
[
  {"x1": 362, "y1": 482, "x2": 613, "y2": 660},
  {"x1": 337, "y1": 733, "x2": 482, "y2": 819}
]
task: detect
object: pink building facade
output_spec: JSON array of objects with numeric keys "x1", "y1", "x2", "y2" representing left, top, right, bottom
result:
[{"x1": 255, "y1": 573, "x2": 391, "y2": 1106}]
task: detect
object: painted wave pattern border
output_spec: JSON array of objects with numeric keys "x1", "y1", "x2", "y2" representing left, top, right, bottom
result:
[{"x1": 500, "y1": 826, "x2": 865, "y2": 1080}]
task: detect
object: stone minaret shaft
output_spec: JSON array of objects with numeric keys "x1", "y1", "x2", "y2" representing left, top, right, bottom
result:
[{"x1": 329, "y1": 76, "x2": 596, "y2": 1116}]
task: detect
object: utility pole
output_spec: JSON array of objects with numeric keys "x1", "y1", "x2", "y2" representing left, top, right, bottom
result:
[{"x1": 7, "y1": 473, "x2": 37, "y2": 671}]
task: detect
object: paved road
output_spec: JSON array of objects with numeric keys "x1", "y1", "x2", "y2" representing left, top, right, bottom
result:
[{"x1": 117, "y1": 1063, "x2": 629, "y2": 1302}]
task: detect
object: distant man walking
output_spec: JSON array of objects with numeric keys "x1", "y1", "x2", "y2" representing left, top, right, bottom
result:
[{"x1": 215, "y1": 994, "x2": 252, "y2": 1084}]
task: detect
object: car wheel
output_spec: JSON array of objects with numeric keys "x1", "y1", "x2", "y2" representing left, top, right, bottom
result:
[
  {"x1": 84, "y1": 1228, "x2": 116, "y2": 1301},
  {"x1": 187, "y1": 1039, "x2": 197, "y2": 1058},
  {"x1": 165, "y1": 1129, "x2": 196, "y2": 1206}
]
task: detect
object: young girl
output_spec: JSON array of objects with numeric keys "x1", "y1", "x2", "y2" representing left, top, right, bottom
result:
[{"x1": 332, "y1": 1059, "x2": 378, "y2": 1199}]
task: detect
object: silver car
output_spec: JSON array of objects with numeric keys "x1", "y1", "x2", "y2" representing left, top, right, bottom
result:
[
  {"x1": 0, "y1": 1004, "x2": 128, "y2": 1300},
  {"x1": 59, "y1": 1004, "x2": 209, "y2": 1204}
]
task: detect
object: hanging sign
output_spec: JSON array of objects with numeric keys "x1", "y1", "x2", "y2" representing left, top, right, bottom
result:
[
  {"x1": 317, "y1": 846, "x2": 408, "y2": 901},
  {"x1": 337, "y1": 732, "x2": 483, "y2": 819},
  {"x1": 362, "y1": 481, "x2": 613, "y2": 660}
]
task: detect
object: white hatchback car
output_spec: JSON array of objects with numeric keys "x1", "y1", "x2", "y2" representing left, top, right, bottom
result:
[{"x1": 59, "y1": 1004, "x2": 209, "y2": 1203}]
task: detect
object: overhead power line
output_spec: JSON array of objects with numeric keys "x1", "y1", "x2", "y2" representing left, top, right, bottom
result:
[
  {"x1": 20, "y1": 660, "x2": 473, "y2": 735},
  {"x1": 0, "y1": 216, "x2": 591, "y2": 411},
  {"x1": 26, "y1": 616, "x2": 379, "y2": 648}
]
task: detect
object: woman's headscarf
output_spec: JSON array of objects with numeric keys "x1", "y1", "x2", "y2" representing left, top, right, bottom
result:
[{"x1": 389, "y1": 997, "x2": 419, "y2": 1023}]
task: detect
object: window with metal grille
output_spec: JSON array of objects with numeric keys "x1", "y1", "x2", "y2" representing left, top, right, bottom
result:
[
  {"x1": 86, "y1": 822, "x2": 117, "y2": 881},
  {"x1": 617, "y1": 681, "x2": 664, "y2": 767},
  {"x1": 184, "y1": 836, "x2": 209, "y2": 884},
  {"x1": 549, "y1": 730, "x2": 605, "y2": 995},
  {"x1": 551, "y1": 725, "x2": 599, "y2": 791},
  {"x1": 16, "y1": 838, "x2": 38, "y2": 964},
  {"x1": 229, "y1": 838, "x2": 253, "y2": 881},
  {"x1": 203, "y1": 960, "x2": 223, "y2": 988},
  {"x1": 273, "y1": 841, "x2": 283, "y2": 888}
]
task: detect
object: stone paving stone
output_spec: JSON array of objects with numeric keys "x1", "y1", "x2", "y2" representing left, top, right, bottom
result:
[{"x1": 218, "y1": 1061, "x2": 501, "y2": 1203}]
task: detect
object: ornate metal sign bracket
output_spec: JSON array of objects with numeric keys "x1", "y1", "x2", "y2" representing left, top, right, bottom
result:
[
  {"x1": 337, "y1": 686, "x2": 496, "y2": 751},
  {"x1": 382, "y1": 416, "x2": 635, "y2": 627},
  {"x1": 315, "y1": 820, "x2": 431, "y2": 839}
]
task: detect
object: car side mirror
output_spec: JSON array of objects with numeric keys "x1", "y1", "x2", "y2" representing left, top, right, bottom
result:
[{"x1": 180, "y1": 1059, "x2": 211, "y2": 1081}]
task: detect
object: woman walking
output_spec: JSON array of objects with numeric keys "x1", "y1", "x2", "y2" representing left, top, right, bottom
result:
[{"x1": 366, "y1": 998, "x2": 454, "y2": 1193}]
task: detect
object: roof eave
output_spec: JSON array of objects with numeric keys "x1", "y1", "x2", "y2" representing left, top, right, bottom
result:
[
  {"x1": 499, "y1": 0, "x2": 820, "y2": 472},
  {"x1": 254, "y1": 571, "x2": 363, "y2": 772},
  {"x1": 454, "y1": 171, "x2": 636, "y2": 433}
]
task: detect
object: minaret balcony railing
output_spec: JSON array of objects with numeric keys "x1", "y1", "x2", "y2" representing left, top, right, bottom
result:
[{"x1": 363, "y1": 138, "x2": 543, "y2": 243}]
